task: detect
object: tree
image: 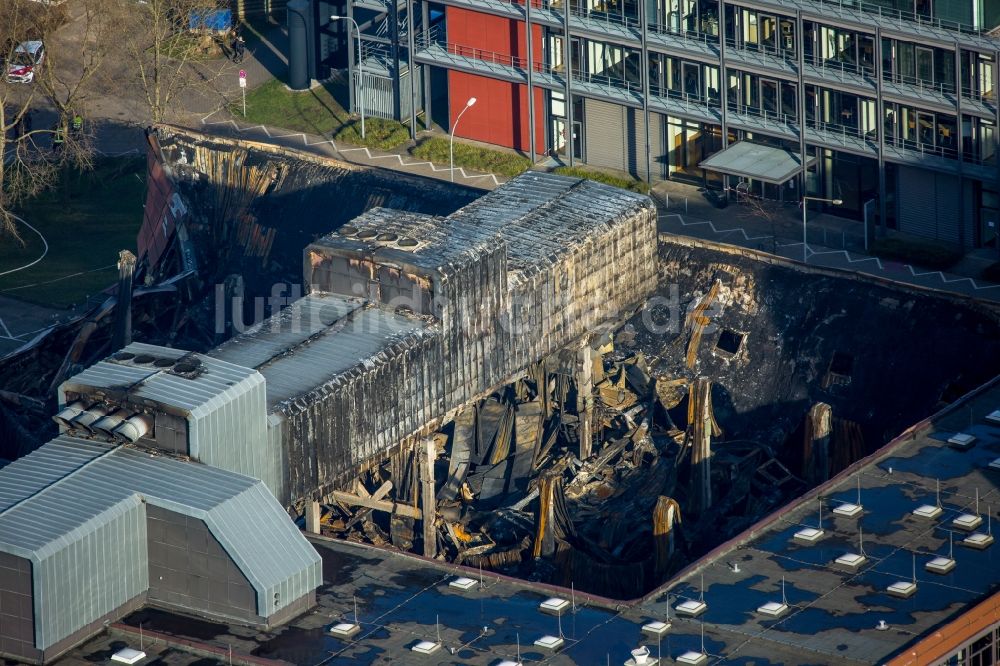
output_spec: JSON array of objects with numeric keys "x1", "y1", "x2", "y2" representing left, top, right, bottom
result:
[
  {"x1": 0, "y1": 2, "x2": 71, "y2": 240},
  {"x1": 115, "y1": 0, "x2": 232, "y2": 124}
]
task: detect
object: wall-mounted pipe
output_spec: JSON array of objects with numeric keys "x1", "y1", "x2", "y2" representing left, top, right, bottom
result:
[
  {"x1": 53, "y1": 401, "x2": 88, "y2": 430},
  {"x1": 71, "y1": 405, "x2": 109, "y2": 433},
  {"x1": 91, "y1": 409, "x2": 130, "y2": 439},
  {"x1": 113, "y1": 414, "x2": 153, "y2": 443}
]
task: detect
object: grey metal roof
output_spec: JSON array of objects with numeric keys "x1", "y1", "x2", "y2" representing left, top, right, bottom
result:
[
  {"x1": 208, "y1": 292, "x2": 436, "y2": 410},
  {"x1": 637, "y1": 378, "x2": 1000, "y2": 664},
  {"x1": 60, "y1": 341, "x2": 263, "y2": 418},
  {"x1": 310, "y1": 171, "x2": 654, "y2": 280},
  {"x1": 0, "y1": 435, "x2": 321, "y2": 619},
  {"x1": 699, "y1": 140, "x2": 817, "y2": 184}
]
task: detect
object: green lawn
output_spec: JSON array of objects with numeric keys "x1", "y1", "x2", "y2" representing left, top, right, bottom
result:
[
  {"x1": 0, "y1": 159, "x2": 146, "y2": 308},
  {"x1": 234, "y1": 78, "x2": 415, "y2": 150},
  {"x1": 553, "y1": 165, "x2": 651, "y2": 194},
  {"x1": 411, "y1": 138, "x2": 532, "y2": 178},
  {"x1": 233, "y1": 78, "x2": 349, "y2": 136}
]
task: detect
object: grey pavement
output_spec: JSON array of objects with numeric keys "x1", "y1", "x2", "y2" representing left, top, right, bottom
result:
[{"x1": 652, "y1": 179, "x2": 1000, "y2": 302}]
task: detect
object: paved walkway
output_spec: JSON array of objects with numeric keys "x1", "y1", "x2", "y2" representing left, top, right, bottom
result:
[{"x1": 652, "y1": 180, "x2": 1000, "y2": 301}]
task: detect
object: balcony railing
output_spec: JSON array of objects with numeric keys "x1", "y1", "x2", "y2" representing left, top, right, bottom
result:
[
  {"x1": 647, "y1": 22, "x2": 718, "y2": 47},
  {"x1": 885, "y1": 134, "x2": 959, "y2": 160},
  {"x1": 566, "y1": 3, "x2": 641, "y2": 33},
  {"x1": 801, "y1": 54, "x2": 874, "y2": 85},
  {"x1": 725, "y1": 38, "x2": 796, "y2": 67},
  {"x1": 882, "y1": 72, "x2": 956, "y2": 98},
  {"x1": 808, "y1": 0, "x2": 983, "y2": 36},
  {"x1": 961, "y1": 86, "x2": 996, "y2": 106},
  {"x1": 727, "y1": 102, "x2": 798, "y2": 132}
]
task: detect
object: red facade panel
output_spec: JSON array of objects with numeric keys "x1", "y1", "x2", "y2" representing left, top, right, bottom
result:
[{"x1": 445, "y1": 7, "x2": 545, "y2": 153}]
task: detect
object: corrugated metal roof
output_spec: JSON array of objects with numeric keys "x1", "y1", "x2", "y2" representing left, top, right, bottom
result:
[
  {"x1": 209, "y1": 293, "x2": 435, "y2": 410},
  {"x1": 61, "y1": 341, "x2": 261, "y2": 416},
  {"x1": 310, "y1": 172, "x2": 652, "y2": 280},
  {"x1": 0, "y1": 435, "x2": 321, "y2": 621}
]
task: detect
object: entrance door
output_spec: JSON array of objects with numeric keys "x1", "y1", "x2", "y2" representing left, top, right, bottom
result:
[{"x1": 553, "y1": 118, "x2": 568, "y2": 156}]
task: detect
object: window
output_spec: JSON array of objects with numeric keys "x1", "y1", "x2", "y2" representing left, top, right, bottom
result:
[{"x1": 716, "y1": 330, "x2": 744, "y2": 355}]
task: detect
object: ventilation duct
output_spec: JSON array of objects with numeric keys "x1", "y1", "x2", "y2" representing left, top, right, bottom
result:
[
  {"x1": 72, "y1": 405, "x2": 109, "y2": 433},
  {"x1": 113, "y1": 414, "x2": 153, "y2": 443},
  {"x1": 53, "y1": 401, "x2": 88, "y2": 429},
  {"x1": 91, "y1": 409, "x2": 131, "y2": 439}
]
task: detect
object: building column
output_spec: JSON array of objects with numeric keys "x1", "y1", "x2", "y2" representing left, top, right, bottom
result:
[
  {"x1": 875, "y1": 28, "x2": 887, "y2": 238},
  {"x1": 576, "y1": 343, "x2": 593, "y2": 460},
  {"x1": 956, "y1": 42, "x2": 966, "y2": 248},
  {"x1": 804, "y1": 403, "x2": 832, "y2": 486},
  {"x1": 640, "y1": 0, "x2": 652, "y2": 182},
  {"x1": 390, "y1": 0, "x2": 402, "y2": 120},
  {"x1": 562, "y1": 1, "x2": 574, "y2": 166},
  {"x1": 407, "y1": 0, "x2": 417, "y2": 138},
  {"x1": 526, "y1": 0, "x2": 537, "y2": 162},
  {"x1": 305, "y1": 500, "x2": 322, "y2": 534},
  {"x1": 420, "y1": 438, "x2": 437, "y2": 558},
  {"x1": 422, "y1": 1, "x2": 433, "y2": 129},
  {"x1": 689, "y1": 377, "x2": 713, "y2": 515},
  {"x1": 347, "y1": 0, "x2": 356, "y2": 116},
  {"x1": 795, "y1": 10, "x2": 808, "y2": 199},
  {"x1": 718, "y1": 0, "x2": 730, "y2": 190}
]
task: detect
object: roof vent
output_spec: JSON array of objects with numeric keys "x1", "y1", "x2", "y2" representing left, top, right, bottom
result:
[
  {"x1": 53, "y1": 401, "x2": 88, "y2": 429},
  {"x1": 92, "y1": 409, "x2": 130, "y2": 439},
  {"x1": 132, "y1": 354, "x2": 156, "y2": 365},
  {"x1": 72, "y1": 405, "x2": 109, "y2": 433},
  {"x1": 114, "y1": 414, "x2": 153, "y2": 443},
  {"x1": 339, "y1": 225, "x2": 359, "y2": 237},
  {"x1": 376, "y1": 232, "x2": 398, "y2": 242},
  {"x1": 153, "y1": 357, "x2": 174, "y2": 367},
  {"x1": 356, "y1": 229, "x2": 377, "y2": 240},
  {"x1": 113, "y1": 352, "x2": 136, "y2": 361},
  {"x1": 397, "y1": 237, "x2": 419, "y2": 249}
]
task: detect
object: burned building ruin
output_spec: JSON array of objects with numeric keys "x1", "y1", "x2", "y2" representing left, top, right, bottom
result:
[{"x1": 3, "y1": 129, "x2": 1000, "y2": 664}]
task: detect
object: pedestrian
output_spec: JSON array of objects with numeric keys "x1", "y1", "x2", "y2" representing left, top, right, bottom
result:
[
  {"x1": 52, "y1": 124, "x2": 65, "y2": 153},
  {"x1": 231, "y1": 25, "x2": 246, "y2": 64}
]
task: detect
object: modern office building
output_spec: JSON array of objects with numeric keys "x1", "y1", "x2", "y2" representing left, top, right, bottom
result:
[{"x1": 325, "y1": 0, "x2": 1000, "y2": 248}]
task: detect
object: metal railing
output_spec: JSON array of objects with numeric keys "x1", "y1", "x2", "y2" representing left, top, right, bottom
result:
[
  {"x1": 725, "y1": 38, "x2": 797, "y2": 68},
  {"x1": 801, "y1": 53, "x2": 875, "y2": 84},
  {"x1": 807, "y1": 0, "x2": 984, "y2": 37},
  {"x1": 649, "y1": 83, "x2": 719, "y2": 113},
  {"x1": 727, "y1": 102, "x2": 797, "y2": 130},
  {"x1": 567, "y1": 3, "x2": 641, "y2": 33},
  {"x1": 806, "y1": 117, "x2": 872, "y2": 145},
  {"x1": 960, "y1": 86, "x2": 996, "y2": 105},
  {"x1": 882, "y1": 72, "x2": 956, "y2": 97},
  {"x1": 884, "y1": 134, "x2": 958, "y2": 159},
  {"x1": 647, "y1": 22, "x2": 717, "y2": 47}
]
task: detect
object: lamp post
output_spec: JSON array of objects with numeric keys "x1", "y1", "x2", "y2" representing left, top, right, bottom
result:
[
  {"x1": 450, "y1": 97, "x2": 477, "y2": 182},
  {"x1": 802, "y1": 196, "x2": 843, "y2": 263},
  {"x1": 331, "y1": 15, "x2": 365, "y2": 139}
]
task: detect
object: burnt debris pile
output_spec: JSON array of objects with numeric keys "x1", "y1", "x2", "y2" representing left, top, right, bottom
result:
[{"x1": 319, "y1": 236, "x2": 1000, "y2": 599}]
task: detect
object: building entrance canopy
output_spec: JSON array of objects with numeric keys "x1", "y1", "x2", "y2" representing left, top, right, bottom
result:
[{"x1": 699, "y1": 141, "x2": 816, "y2": 185}]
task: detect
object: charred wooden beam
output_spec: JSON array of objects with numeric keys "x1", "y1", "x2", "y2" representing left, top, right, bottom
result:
[
  {"x1": 111, "y1": 250, "x2": 137, "y2": 351},
  {"x1": 653, "y1": 496, "x2": 682, "y2": 580},
  {"x1": 804, "y1": 403, "x2": 832, "y2": 485},
  {"x1": 421, "y1": 438, "x2": 437, "y2": 558},
  {"x1": 687, "y1": 377, "x2": 719, "y2": 515},
  {"x1": 330, "y1": 490, "x2": 422, "y2": 520},
  {"x1": 576, "y1": 343, "x2": 594, "y2": 460}
]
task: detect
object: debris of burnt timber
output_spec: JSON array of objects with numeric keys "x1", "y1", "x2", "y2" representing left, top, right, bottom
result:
[{"x1": 316, "y1": 237, "x2": 1000, "y2": 600}]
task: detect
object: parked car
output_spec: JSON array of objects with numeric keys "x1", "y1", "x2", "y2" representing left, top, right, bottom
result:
[{"x1": 6, "y1": 41, "x2": 44, "y2": 83}]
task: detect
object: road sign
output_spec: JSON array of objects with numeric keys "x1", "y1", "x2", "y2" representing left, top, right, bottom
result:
[
  {"x1": 239, "y1": 69, "x2": 246, "y2": 79},
  {"x1": 239, "y1": 70, "x2": 247, "y2": 117},
  {"x1": 239, "y1": 70, "x2": 247, "y2": 88}
]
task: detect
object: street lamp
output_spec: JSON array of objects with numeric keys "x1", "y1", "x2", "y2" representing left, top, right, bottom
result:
[
  {"x1": 802, "y1": 195, "x2": 843, "y2": 263},
  {"x1": 450, "y1": 97, "x2": 477, "y2": 182},
  {"x1": 331, "y1": 15, "x2": 365, "y2": 140}
]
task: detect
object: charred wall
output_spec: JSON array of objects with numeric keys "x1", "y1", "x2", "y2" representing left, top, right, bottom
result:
[{"x1": 628, "y1": 237, "x2": 1000, "y2": 458}]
